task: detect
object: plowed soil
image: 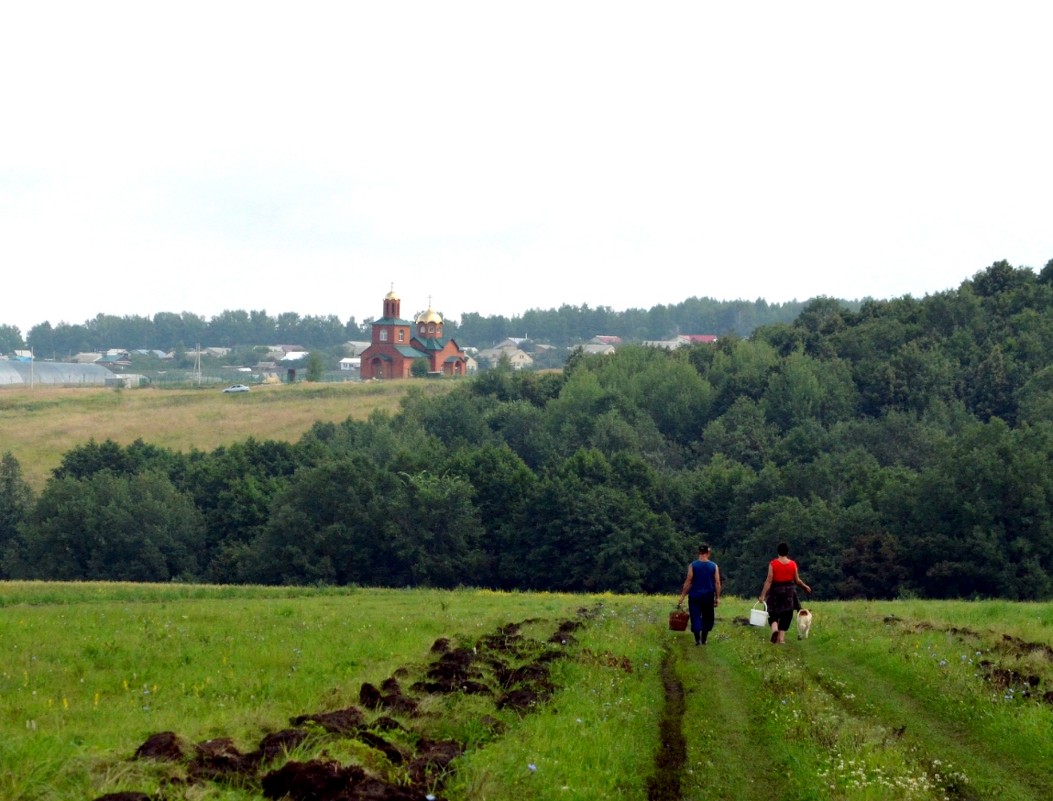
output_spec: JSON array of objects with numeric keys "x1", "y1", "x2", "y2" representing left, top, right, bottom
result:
[{"x1": 95, "y1": 610, "x2": 599, "y2": 801}]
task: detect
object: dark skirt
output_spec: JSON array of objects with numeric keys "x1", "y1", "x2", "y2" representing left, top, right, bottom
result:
[{"x1": 766, "y1": 582, "x2": 800, "y2": 618}]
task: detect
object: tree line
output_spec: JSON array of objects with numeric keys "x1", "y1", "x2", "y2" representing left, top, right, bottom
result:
[
  {"x1": 2, "y1": 259, "x2": 1052, "y2": 599},
  {"x1": 1, "y1": 297, "x2": 813, "y2": 358}
]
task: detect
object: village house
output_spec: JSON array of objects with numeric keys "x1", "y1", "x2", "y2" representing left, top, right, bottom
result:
[
  {"x1": 477, "y1": 337, "x2": 535, "y2": 369},
  {"x1": 342, "y1": 341, "x2": 372, "y2": 357}
]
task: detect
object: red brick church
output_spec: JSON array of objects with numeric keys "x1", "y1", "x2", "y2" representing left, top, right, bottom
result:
[{"x1": 359, "y1": 287, "x2": 468, "y2": 379}]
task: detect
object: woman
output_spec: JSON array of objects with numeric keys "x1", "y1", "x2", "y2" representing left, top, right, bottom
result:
[{"x1": 758, "y1": 542, "x2": 811, "y2": 644}]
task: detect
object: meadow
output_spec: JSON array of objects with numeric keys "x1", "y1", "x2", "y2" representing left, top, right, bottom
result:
[
  {"x1": 1, "y1": 583, "x2": 1051, "y2": 801},
  {"x1": 0, "y1": 381, "x2": 447, "y2": 492}
]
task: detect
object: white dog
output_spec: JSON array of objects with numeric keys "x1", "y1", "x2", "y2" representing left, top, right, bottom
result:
[{"x1": 797, "y1": 609, "x2": 813, "y2": 639}]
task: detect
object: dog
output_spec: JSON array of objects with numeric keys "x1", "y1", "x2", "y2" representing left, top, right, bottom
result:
[{"x1": 796, "y1": 608, "x2": 813, "y2": 639}]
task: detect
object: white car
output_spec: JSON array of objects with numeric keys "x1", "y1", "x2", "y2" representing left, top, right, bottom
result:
[{"x1": 222, "y1": 384, "x2": 250, "y2": 393}]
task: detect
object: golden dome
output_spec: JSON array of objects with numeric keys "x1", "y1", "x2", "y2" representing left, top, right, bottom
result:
[
  {"x1": 385, "y1": 288, "x2": 399, "y2": 301},
  {"x1": 416, "y1": 307, "x2": 443, "y2": 325}
]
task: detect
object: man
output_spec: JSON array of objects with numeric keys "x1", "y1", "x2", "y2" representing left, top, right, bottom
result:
[{"x1": 677, "y1": 544, "x2": 721, "y2": 645}]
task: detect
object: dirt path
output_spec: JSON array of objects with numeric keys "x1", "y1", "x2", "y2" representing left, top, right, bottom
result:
[
  {"x1": 646, "y1": 647, "x2": 688, "y2": 801},
  {"x1": 664, "y1": 635, "x2": 787, "y2": 801}
]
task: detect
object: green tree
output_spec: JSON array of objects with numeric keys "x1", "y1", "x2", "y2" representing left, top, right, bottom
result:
[
  {"x1": 896, "y1": 419, "x2": 1053, "y2": 598},
  {"x1": 444, "y1": 443, "x2": 536, "y2": 559},
  {"x1": 246, "y1": 456, "x2": 403, "y2": 586},
  {"x1": 964, "y1": 344, "x2": 1016, "y2": 422},
  {"x1": 0, "y1": 453, "x2": 34, "y2": 578},
  {"x1": 178, "y1": 438, "x2": 302, "y2": 574},
  {"x1": 483, "y1": 400, "x2": 554, "y2": 470},
  {"x1": 208, "y1": 309, "x2": 254, "y2": 347},
  {"x1": 390, "y1": 471, "x2": 487, "y2": 587},
  {"x1": 696, "y1": 397, "x2": 775, "y2": 470},
  {"x1": 516, "y1": 449, "x2": 683, "y2": 593},
  {"x1": 26, "y1": 321, "x2": 56, "y2": 358},
  {"x1": 707, "y1": 338, "x2": 779, "y2": 416},
  {"x1": 305, "y1": 351, "x2": 326, "y2": 382},
  {"x1": 13, "y1": 471, "x2": 204, "y2": 581},
  {"x1": 969, "y1": 259, "x2": 1032, "y2": 298},
  {"x1": 543, "y1": 368, "x2": 623, "y2": 457},
  {"x1": 398, "y1": 386, "x2": 495, "y2": 451},
  {"x1": 53, "y1": 439, "x2": 133, "y2": 480},
  {"x1": 672, "y1": 455, "x2": 756, "y2": 548},
  {"x1": 1016, "y1": 366, "x2": 1053, "y2": 425},
  {"x1": 836, "y1": 532, "x2": 908, "y2": 599},
  {"x1": 0, "y1": 324, "x2": 25, "y2": 353}
]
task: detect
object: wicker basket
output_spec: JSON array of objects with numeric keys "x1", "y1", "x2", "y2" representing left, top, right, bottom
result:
[{"x1": 669, "y1": 609, "x2": 689, "y2": 631}]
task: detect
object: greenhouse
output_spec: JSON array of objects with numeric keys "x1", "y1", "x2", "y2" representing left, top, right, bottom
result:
[{"x1": 0, "y1": 361, "x2": 118, "y2": 387}]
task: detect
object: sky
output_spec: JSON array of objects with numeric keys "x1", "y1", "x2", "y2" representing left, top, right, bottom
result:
[{"x1": 2, "y1": 2, "x2": 1052, "y2": 336}]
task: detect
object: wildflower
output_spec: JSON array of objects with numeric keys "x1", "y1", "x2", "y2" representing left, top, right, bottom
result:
[{"x1": 528, "y1": 763, "x2": 537, "y2": 772}]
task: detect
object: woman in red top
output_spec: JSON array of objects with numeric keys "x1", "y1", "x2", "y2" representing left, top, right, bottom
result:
[{"x1": 758, "y1": 542, "x2": 812, "y2": 644}]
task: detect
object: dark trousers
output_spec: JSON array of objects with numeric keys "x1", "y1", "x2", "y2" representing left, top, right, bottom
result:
[{"x1": 688, "y1": 593, "x2": 716, "y2": 643}]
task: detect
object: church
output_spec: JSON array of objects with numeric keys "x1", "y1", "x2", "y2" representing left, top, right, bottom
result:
[{"x1": 358, "y1": 287, "x2": 468, "y2": 379}]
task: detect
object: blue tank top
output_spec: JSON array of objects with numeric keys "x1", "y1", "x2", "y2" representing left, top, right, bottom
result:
[{"x1": 688, "y1": 559, "x2": 717, "y2": 596}]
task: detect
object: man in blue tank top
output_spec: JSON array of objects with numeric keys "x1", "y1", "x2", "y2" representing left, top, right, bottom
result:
[{"x1": 676, "y1": 544, "x2": 721, "y2": 645}]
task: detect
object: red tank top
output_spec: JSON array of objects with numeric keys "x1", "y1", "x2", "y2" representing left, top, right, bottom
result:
[{"x1": 770, "y1": 558, "x2": 797, "y2": 583}]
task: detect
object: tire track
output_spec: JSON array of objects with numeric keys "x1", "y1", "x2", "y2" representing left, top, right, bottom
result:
[
  {"x1": 646, "y1": 645, "x2": 687, "y2": 801},
  {"x1": 799, "y1": 648, "x2": 1053, "y2": 801},
  {"x1": 674, "y1": 636, "x2": 785, "y2": 801}
]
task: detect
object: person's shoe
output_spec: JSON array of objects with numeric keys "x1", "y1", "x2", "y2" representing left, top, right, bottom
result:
[{"x1": 771, "y1": 631, "x2": 779, "y2": 644}]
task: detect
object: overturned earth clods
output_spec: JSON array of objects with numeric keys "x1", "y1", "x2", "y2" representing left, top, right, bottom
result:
[
  {"x1": 883, "y1": 616, "x2": 1053, "y2": 707},
  {"x1": 95, "y1": 610, "x2": 601, "y2": 801}
]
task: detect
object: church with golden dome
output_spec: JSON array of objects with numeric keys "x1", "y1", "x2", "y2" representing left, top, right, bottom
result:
[{"x1": 358, "y1": 286, "x2": 468, "y2": 379}]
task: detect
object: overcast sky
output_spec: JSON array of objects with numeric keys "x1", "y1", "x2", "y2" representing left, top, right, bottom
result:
[{"x1": 2, "y1": 2, "x2": 1051, "y2": 335}]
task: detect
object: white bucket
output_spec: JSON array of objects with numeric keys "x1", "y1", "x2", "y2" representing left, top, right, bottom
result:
[{"x1": 749, "y1": 602, "x2": 768, "y2": 627}]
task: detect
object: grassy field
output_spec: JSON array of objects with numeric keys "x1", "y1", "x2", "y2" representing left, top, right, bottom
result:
[
  {"x1": 1, "y1": 583, "x2": 1051, "y2": 801},
  {"x1": 0, "y1": 381, "x2": 452, "y2": 492}
]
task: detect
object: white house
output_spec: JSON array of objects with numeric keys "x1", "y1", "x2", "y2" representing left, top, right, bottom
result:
[{"x1": 478, "y1": 348, "x2": 533, "y2": 370}]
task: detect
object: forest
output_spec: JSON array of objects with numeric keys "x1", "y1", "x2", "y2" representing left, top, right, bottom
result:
[
  {"x1": 2, "y1": 259, "x2": 1053, "y2": 600},
  {"x1": 1, "y1": 295, "x2": 810, "y2": 357}
]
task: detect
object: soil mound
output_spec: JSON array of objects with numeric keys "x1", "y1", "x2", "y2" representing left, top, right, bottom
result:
[
  {"x1": 291, "y1": 705, "x2": 366, "y2": 733},
  {"x1": 93, "y1": 609, "x2": 604, "y2": 800},
  {"x1": 133, "y1": 731, "x2": 184, "y2": 761}
]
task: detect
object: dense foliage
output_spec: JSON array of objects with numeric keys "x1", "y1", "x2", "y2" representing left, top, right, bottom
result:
[
  {"x1": 10, "y1": 296, "x2": 811, "y2": 356},
  {"x1": 3, "y1": 260, "x2": 1053, "y2": 599}
]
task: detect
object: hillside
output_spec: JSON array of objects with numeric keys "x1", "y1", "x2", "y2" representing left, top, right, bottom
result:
[
  {"x1": 4, "y1": 261, "x2": 1053, "y2": 600},
  {"x1": 0, "y1": 380, "x2": 450, "y2": 492}
]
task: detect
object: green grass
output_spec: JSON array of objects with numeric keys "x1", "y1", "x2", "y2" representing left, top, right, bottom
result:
[{"x1": 1, "y1": 585, "x2": 1051, "y2": 800}]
